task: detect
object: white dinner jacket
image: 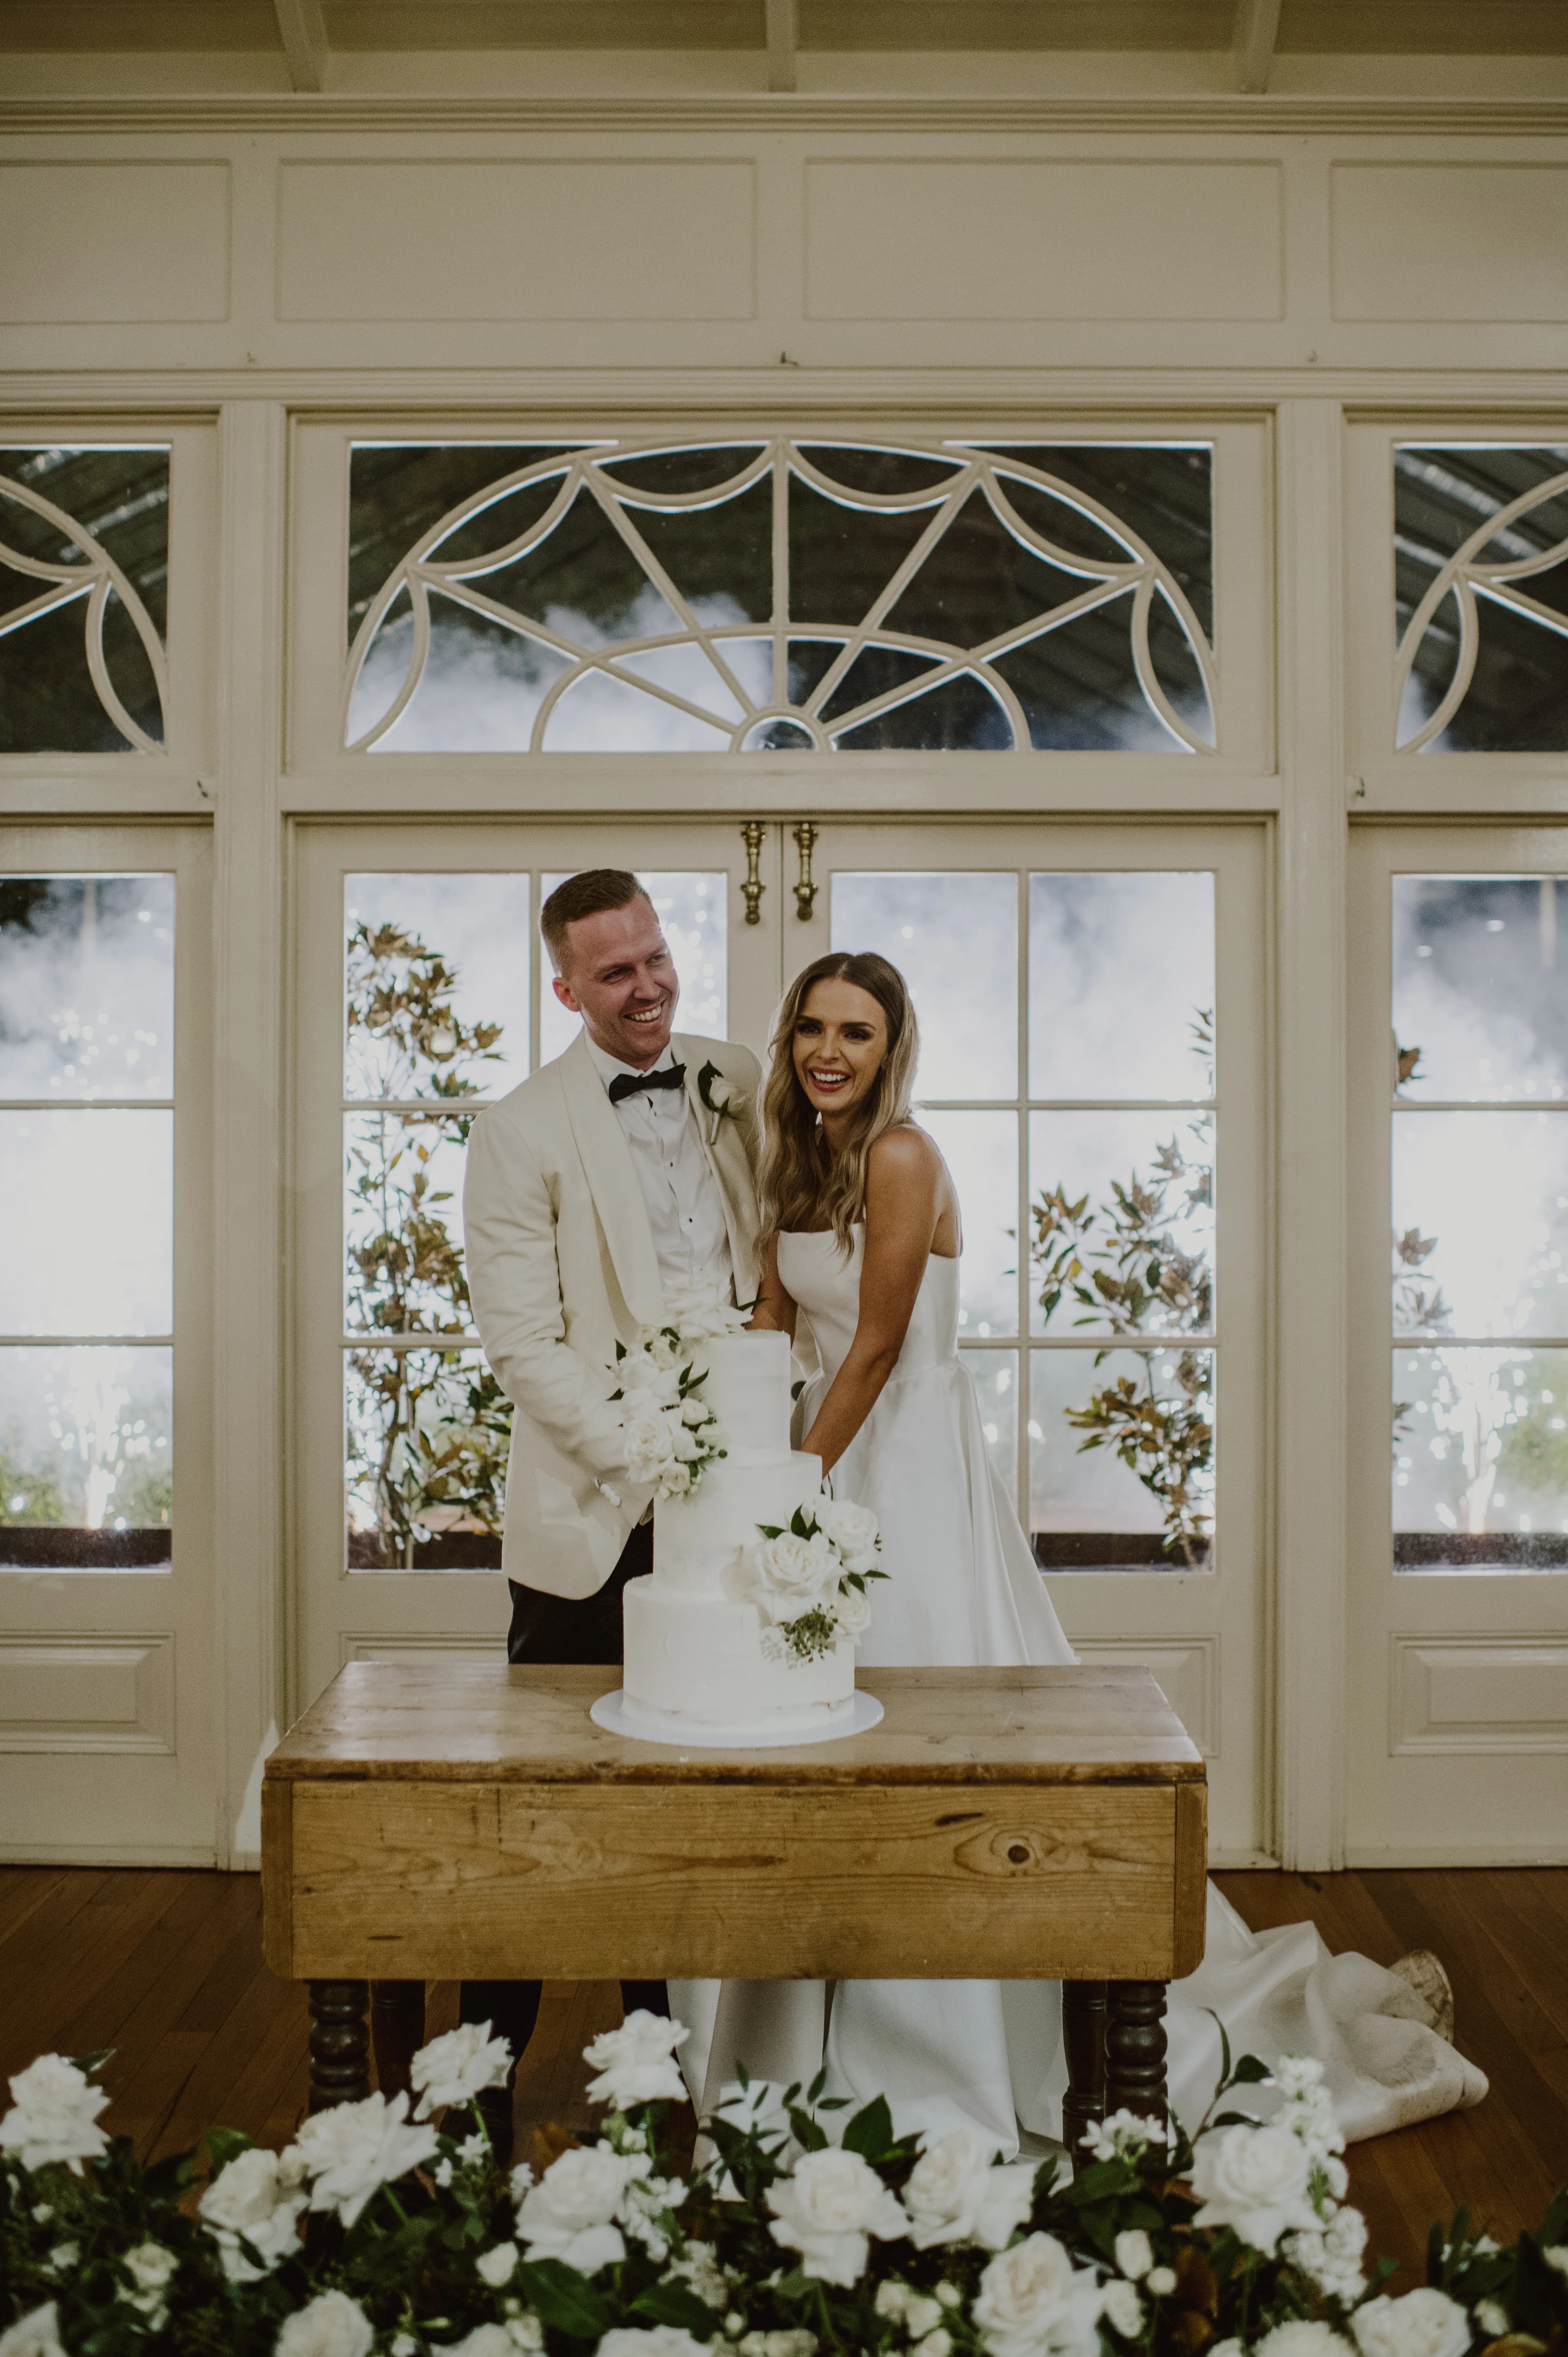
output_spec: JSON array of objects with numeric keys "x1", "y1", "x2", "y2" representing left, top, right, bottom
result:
[{"x1": 462, "y1": 1028, "x2": 764, "y2": 1600}]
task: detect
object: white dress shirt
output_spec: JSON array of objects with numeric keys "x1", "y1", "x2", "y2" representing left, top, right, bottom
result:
[{"x1": 583, "y1": 1034, "x2": 735, "y2": 1302}]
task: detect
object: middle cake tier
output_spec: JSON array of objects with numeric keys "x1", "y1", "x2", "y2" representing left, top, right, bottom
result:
[{"x1": 653, "y1": 1447, "x2": 823, "y2": 1597}]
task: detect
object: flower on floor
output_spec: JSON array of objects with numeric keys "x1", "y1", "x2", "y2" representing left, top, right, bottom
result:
[
  {"x1": 290, "y1": 2088, "x2": 439, "y2": 2228},
  {"x1": 584, "y1": 2008, "x2": 691, "y2": 2108},
  {"x1": 0, "y1": 2054, "x2": 110, "y2": 2175},
  {"x1": 0, "y1": 2018, "x2": 1563, "y2": 2357},
  {"x1": 765, "y1": 2146, "x2": 909, "y2": 2285},
  {"x1": 410, "y1": 2019, "x2": 513, "y2": 2117}
]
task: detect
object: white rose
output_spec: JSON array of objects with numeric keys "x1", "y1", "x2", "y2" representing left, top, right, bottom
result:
[
  {"x1": 199, "y1": 2144, "x2": 309, "y2": 2279},
  {"x1": 1543, "y1": 2247, "x2": 1568, "y2": 2280},
  {"x1": 0, "y1": 2054, "x2": 111, "y2": 2175},
  {"x1": 832, "y1": 1582, "x2": 872, "y2": 1639},
  {"x1": 902, "y1": 2128, "x2": 1034, "y2": 2251},
  {"x1": 0, "y1": 2305, "x2": 67, "y2": 2357},
  {"x1": 1101, "y1": 2282, "x2": 1144, "y2": 2340},
  {"x1": 1145, "y1": 2268, "x2": 1177, "y2": 2298},
  {"x1": 477, "y1": 2241, "x2": 520, "y2": 2285},
  {"x1": 680, "y1": 1396, "x2": 712, "y2": 1427},
  {"x1": 972, "y1": 2232, "x2": 1104, "y2": 2357},
  {"x1": 669, "y1": 1421, "x2": 700, "y2": 1462},
  {"x1": 1190, "y1": 2122, "x2": 1318, "y2": 2255},
  {"x1": 817, "y1": 1498, "x2": 879, "y2": 1561},
  {"x1": 1351, "y1": 2291, "x2": 1472, "y2": 2357},
  {"x1": 1475, "y1": 2304, "x2": 1509, "y2": 2339},
  {"x1": 748, "y1": 1532, "x2": 839, "y2": 1615},
  {"x1": 122, "y1": 2241, "x2": 178, "y2": 2291},
  {"x1": 448, "y1": 2331, "x2": 516, "y2": 2357},
  {"x1": 1256, "y1": 2328, "x2": 1355, "y2": 2357},
  {"x1": 646, "y1": 1330, "x2": 680, "y2": 1368},
  {"x1": 765, "y1": 2146, "x2": 909, "y2": 2286},
  {"x1": 918, "y1": 2334, "x2": 953, "y2": 2357},
  {"x1": 584, "y1": 2009, "x2": 691, "y2": 2109},
  {"x1": 274, "y1": 2290, "x2": 375, "y2": 2357},
  {"x1": 517, "y1": 2143, "x2": 634, "y2": 2273},
  {"x1": 411, "y1": 2020, "x2": 513, "y2": 2117},
  {"x1": 597, "y1": 2333, "x2": 712, "y2": 2357},
  {"x1": 625, "y1": 1411, "x2": 678, "y2": 1477},
  {"x1": 658, "y1": 1462, "x2": 693, "y2": 1497},
  {"x1": 1114, "y1": 2230, "x2": 1153, "y2": 2280},
  {"x1": 291, "y1": 2089, "x2": 439, "y2": 2229},
  {"x1": 905, "y1": 2297, "x2": 944, "y2": 2337}
]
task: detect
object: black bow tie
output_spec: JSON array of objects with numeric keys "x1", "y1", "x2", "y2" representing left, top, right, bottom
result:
[{"x1": 607, "y1": 1062, "x2": 686, "y2": 1104}]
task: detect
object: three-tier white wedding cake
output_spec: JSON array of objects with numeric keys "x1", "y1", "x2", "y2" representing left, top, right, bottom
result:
[{"x1": 619, "y1": 1328, "x2": 865, "y2": 1738}]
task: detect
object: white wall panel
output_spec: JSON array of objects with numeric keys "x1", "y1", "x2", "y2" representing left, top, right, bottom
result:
[
  {"x1": 276, "y1": 158, "x2": 757, "y2": 321},
  {"x1": 804, "y1": 159, "x2": 1284, "y2": 321},
  {"x1": 1331, "y1": 163, "x2": 1568, "y2": 321},
  {"x1": 0, "y1": 1636, "x2": 175, "y2": 1754},
  {"x1": 0, "y1": 160, "x2": 230, "y2": 322}
]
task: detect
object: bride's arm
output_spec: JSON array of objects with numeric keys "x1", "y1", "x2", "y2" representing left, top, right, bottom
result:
[
  {"x1": 747, "y1": 1231, "x2": 798, "y2": 1341},
  {"x1": 799, "y1": 1127, "x2": 942, "y2": 1475}
]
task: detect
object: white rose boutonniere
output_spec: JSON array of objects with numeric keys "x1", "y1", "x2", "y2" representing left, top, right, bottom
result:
[{"x1": 697, "y1": 1060, "x2": 744, "y2": 1126}]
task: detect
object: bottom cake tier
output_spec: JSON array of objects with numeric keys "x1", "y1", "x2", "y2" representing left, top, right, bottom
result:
[{"x1": 621, "y1": 1575, "x2": 856, "y2": 1732}]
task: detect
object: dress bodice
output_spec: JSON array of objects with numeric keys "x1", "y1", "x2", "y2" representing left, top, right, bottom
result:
[{"x1": 775, "y1": 1224, "x2": 960, "y2": 1387}]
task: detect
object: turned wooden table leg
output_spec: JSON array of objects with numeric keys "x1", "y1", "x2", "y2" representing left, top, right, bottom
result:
[
  {"x1": 370, "y1": 1979, "x2": 425, "y2": 2104},
  {"x1": 308, "y1": 1979, "x2": 371, "y2": 2111},
  {"x1": 1061, "y1": 1980, "x2": 1107, "y2": 2167},
  {"x1": 1105, "y1": 1980, "x2": 1169, "y2": 2124}
]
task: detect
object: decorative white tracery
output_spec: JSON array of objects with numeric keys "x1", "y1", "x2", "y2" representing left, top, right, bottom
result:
[
  {"x1": 0, "y1": 476, "x2": 168, "y2": 755},
  {"x1": 343, "y1": 438, "x2": 1217, "y2": 756},
  {"x1": 1396, "y1": 463, "x2": 1568, "y2": 754}
]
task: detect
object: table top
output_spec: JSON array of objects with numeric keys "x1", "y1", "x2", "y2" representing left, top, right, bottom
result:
[{"x1": 266, "y1": 1662, "x2": 1204, "y2": 1787}]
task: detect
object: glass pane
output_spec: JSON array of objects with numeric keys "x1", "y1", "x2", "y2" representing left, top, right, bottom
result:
[
  {"x1": 1393, "y1": 875, "x2": 1568, "y2": 1102},
  {"x1": 1029, "y1": 872, "x2": 1215, "y2": 1100},
  {"x1": 0, "y1": 1345, "x2": 171, "y2": 1565},
  {"x1": 0, "y1": 875, "x2": 174, "y2": 1099},
  {"x1": 965, "y1": 1347, "x2": 1019, "y2": 1501},
  {"x1": 0, "y1": 447, "x2": 170, "y2": 754},
  {"x1": 1395, "y1": 445, "x2": 1568, "y2": 754},
  {"x1": 347, "y1": 1345, "x2": 509, "y2": 1570},
  {"x1": 918, "y1": 1110, "x2": 1017, "y2": 1336},
  {"x1": 0, "y1": 1111, "x2": 170, "y2": 1334},
  {"x1": 1029, "y1": 1109, "x2": 1214, "y2": 1336},
  {"x1": 344, "y1": 874, "x2": 530, "y2": 1100},
  {"x1": 539, "y1": 871, "x2": 727, "y2": 1066},
  {"x1": 1030, "y1": 1345, "x2": 1214, "y2": 1570},
  {"x1": 829, "y1": 871, "x2": 1016, "y2": 1099},
  {"x1": 1394, "y1": 1345, "x2": 1568, "y2": 1570},
  {"x1": 344, "y1": 440, "x2": 1216, "y2": 757},
  {"x1": 346, "y1": 1113, "x2": 473, "y2": 1337},
  {"x1": 1392, "y1": 1111, "x2": 1568, "y2": 1337}
]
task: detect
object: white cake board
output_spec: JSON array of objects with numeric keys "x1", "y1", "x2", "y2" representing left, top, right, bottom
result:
[{"x1": 589, "y1": 1687, "x2": 884, "y2": 1750}]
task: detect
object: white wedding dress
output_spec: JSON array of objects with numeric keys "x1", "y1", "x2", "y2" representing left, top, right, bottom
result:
[{"x1": 671, "y1": 1226, "x2": 1488, "y2": 2154}]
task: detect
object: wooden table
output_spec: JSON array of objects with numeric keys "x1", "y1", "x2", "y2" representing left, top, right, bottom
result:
[{"x1": 263, "y1": 1662, "x2": 1206, "y2": 2152}]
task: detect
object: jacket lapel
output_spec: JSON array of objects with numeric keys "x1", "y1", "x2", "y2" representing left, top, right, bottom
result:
[
  {"x1": 681, "y1": 1040, "x2": 762, "y2": 1302},
  {"x1": 558, "y1": 1031, "x2": 664, "y2": 1328}
]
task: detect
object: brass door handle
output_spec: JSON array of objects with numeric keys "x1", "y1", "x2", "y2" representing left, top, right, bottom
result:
[
  {"x1": 793, "y1": 821, "x2": 819, "y2": 920},
  {"x1": 740, "y1": 819, "x2": 767, "y2": 926}
]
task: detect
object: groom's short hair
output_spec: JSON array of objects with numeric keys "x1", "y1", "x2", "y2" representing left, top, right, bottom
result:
[{"x1": 541, "y1": 868, "x2": 654, "y2": 973}]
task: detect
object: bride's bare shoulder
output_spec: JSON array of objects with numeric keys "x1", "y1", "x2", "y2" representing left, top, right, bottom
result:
[{"x1": 866, "y1": 1123, "x2": 944, "y2": 1186}]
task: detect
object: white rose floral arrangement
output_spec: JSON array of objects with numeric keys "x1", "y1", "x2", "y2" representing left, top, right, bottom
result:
[
  {"x1": 736, "y1": 1496, "x2": 887, "y2": 1664},
  {"x1": 2, "y1": 2007, "x2": 1565, "y2": 2357},
  {"x1": 612, "y1": 1286, "x2": 751, "y2": 1502}
]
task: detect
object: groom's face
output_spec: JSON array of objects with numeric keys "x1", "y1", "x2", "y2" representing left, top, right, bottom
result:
[{"x1": 552, "y1": 894, "x2": 680, "y2": 1068}]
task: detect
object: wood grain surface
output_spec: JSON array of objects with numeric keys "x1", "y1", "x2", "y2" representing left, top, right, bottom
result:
[
  {"x1": 263, "y1": 1663, "x2": 1206, "y2": 1786},
  {"x1": 279, "y1": 1778, "x2": 1190, "y2": 1980}
]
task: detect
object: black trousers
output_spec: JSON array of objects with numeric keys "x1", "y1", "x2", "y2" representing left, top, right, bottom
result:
[{"x1": 458, "y1": 1520, "x2": 667, "y2": 2061}]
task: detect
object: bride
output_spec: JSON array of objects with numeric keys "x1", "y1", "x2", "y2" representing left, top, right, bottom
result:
[{"x1": 671, "y1": 951, "x2": 1486, "y2": 2155}]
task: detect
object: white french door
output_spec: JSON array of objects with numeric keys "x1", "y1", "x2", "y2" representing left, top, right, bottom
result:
[
  {"x1": 291, "y1": 817, "x2": 1267, "y2": 1858},
  {"x1": 790, "y1": 821, "x2": 1269, "y2": 1860},
  {"x1": 1348, "y1": 828, "x2": 1568, "y2": 1862}
]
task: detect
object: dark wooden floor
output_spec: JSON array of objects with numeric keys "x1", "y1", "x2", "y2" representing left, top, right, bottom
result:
[{"x1": 2, "y1": 1864, "x2": 1563, "y2": 2286}]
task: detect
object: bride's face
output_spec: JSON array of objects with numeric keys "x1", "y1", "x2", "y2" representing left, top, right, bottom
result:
[{"x1": 791, "y1": 979, "x2": 889, "y2": 1120}]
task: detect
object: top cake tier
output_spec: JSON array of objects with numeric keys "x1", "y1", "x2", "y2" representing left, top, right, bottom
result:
[{"x1": 702, "y1": 1327, "x2": 792, "y2": 1453}]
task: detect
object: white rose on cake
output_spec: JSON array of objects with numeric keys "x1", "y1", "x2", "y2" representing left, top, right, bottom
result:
[
  {"x1": 747, "y1": 1530, "x2": 840, "y2": 1619},
  {"x1": 817, "y1": 1497, "x2": 881, "y2": 1572}
]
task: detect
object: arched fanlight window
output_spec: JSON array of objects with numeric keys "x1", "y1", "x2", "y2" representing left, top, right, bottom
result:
[{"x1": 344, "y1": 438, "x2": 1216, "y2": 756}]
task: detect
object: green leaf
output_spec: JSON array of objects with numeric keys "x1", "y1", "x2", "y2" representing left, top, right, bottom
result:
[
  {"x1": 841, "y1": 2093, "x2": 894, "y2": 2160},
  {"x1": 631, "y1": 2283, "x2": 719, "y2": 2337},
  {"x1": 516, "y1": 2258, "x2": 612, "y2": 2338},
  {"x1": 71, "y1": 2047, "x2": 115, "y2": 2079},
  {"x1": 1231, "y1": 2054, "x2": 1270, "y2": 2084},
  {"x1": 787, "y1": 2106, "x2": 829, "y2": 2152}
]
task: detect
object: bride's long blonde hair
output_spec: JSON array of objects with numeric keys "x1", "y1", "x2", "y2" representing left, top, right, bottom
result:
[{"x1": 759, "y1": 952, "x2": 921, "y2": 1253}]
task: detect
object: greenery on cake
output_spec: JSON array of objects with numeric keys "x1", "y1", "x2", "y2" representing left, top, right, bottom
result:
[
  {"x1": 743, "y1": 1500, "x2": 886, "y2": 1663},
  {"x1": 612, "y1": 1287, "x2": 751, "y2": 1502},
  {"x1": 3, "y1": 2019, "x2": 1565, "y2": 2357}
]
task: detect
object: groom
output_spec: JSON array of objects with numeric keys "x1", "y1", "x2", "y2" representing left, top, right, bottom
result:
[{"x1": 457, "y1": 868, "x2": 764, "y2": 2144}]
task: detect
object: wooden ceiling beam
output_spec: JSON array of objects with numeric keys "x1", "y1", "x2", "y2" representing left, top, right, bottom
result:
[
  {"x1": 766, "y1": 0, "x2": 798, "y2": 91},
  {"x1": 274, "y1": 0, "x2": 330, "y2": 91},
  {"x1": 1234, "y1": 0, "x2": 1282, "y2": 89}
]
